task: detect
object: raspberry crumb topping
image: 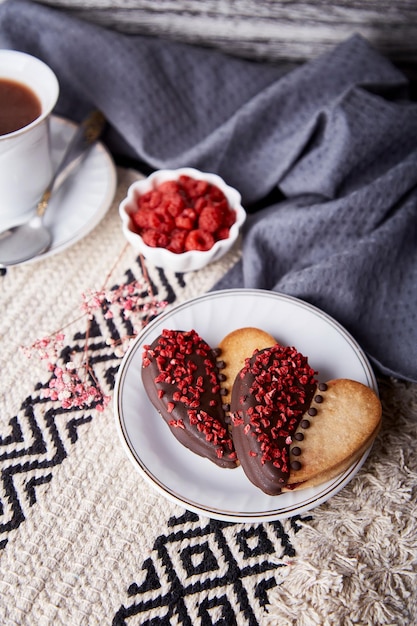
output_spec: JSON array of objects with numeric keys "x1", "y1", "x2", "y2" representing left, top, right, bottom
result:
[
  {"x1": 232, "y1": 344, "x2": 317, "y2": 478},
  {"x1": 142, "y1": 329, "x2": 235, "y2": 461}
]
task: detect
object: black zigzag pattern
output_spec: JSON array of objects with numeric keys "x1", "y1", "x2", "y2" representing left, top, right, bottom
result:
[
  {"x1": 0, "y1": 260, "x2": 184, "y2": 549},
  {"x1": 112, "y1": 510, "x2": 312, "y2": 626}
]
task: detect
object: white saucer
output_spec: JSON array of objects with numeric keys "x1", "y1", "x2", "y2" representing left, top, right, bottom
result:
[
  {"x1": 114, "y1": 289, "x2": 378, "y2": 523},
  {"x1": 4, "y1": 115, "x2": 117, "y2": 266}
]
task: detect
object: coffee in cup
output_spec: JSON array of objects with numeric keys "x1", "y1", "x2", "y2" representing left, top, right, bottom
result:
[
  {"x1": 0, "y1": 77, "x2": 42, "y2": 136},
  {"x1": 0, "y1": 50, "x2": 59, "y2": 229}
]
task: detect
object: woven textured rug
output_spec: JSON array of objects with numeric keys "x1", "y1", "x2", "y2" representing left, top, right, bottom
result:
[{"x1": 1, "y1": 168, "x2": 416, "y2": 625}]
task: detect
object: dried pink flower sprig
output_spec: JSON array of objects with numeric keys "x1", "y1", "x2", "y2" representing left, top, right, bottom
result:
[
  {"x1": 45, "y1": 362, "x2": 111, "y2": 412},
  {"x1": 22, "y1": 333, "x2": 66, "y2": 364},
  {"x1": 22, "y1": 265, "x2": 167, "y2": 412},
  {"x1": 81, "y1": 279, "x2": 166, "y2": 354},
  {"x1": 21, "y1": 333, "x2": 111, "y2": 411}
]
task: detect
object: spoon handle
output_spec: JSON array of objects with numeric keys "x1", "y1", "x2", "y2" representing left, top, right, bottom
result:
[{"x1": 36, "y1": 110, "x2": 107, "y2": 217}]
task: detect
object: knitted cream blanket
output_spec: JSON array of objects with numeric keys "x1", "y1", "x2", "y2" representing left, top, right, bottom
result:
[{"x1": 0, "y1": 168, "x2": 416, "y2": 625}]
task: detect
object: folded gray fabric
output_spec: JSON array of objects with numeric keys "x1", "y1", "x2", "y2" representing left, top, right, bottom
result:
[{"x1": 1, "y1": 0, "x2": 416, "y2": 381}]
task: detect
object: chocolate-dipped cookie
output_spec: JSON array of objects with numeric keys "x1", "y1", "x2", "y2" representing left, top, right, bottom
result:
[
  {"x1": 226, "y1": 335, "x2": 381, "y2": 495},
  {"x1": 217, "y1": 326, "x2": 277, "y2": 411},
  {"x1": 283, "y1": 378, "x2": 382, "y2": 491},
  {"x1": 229, "y1": 343, "x2": 318, "y2": 495},
  {"x1": 142, "y1": 328, "x2": 237, "y2": 468}
]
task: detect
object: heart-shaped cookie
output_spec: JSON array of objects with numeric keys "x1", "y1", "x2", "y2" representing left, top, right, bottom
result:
[
  {"x1": 283, "y1": 378, "x2": 382, "y2": 491},
  {"x1": 221, "y1": 329, "x2": 381, "y2": 495},
  {"x1": 217, "y1": 326, "x2": 277, "y2": 409},
  {"x1": 141, "y1": 328, "x2": 237, "y2": 468},
  {"x1": 229, "y1": 342, "x2": 318, "y2": 494}
]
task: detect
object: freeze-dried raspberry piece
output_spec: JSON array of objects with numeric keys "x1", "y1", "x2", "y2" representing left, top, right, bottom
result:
[
  {"x1": 158, "y1": 180, "x2": 182, "y2": 195},
  {"x1": 154, "y1": 207, "x2": 175, "y2": 233},
  {"x1": 222, "y1": 208, "x2": 237, "y2": 228},
  {"x1": 167, "y1": 228, "x2": 187, "y2": 253},
  {"x1": 133, "y1": 207, "x2": 174, "y2": 232},
  {"x1": 175, "y1": 208, "x2": 197, "y2": 230},
  {"x1": 163, "y1": 194, "x2": 186, "y2": 217},
  {"x1": 193, "y1": 179, "x2": 210, "y2": 197},
  {"x1": 216, "y1": 227, "x2": 230, "y2": 240},
  {"x1": 133, "y1": 208, "x2": 174, "y2": 234},
  {"x1": 138, "y1": 190, "x2": 163, "y2": 210},
  {"x1": 208, "y1": 185, "x2": 227, "y2": 203},
  {"x1": 211, "y1": 198, "x2": 229, "y2": 213},
  {"x1": 178, "y1": 175, "x2": 194, "y2": 187},
  {"x1": 185, "y1": 229, "x2": 215, "y2": 251},
  {"x1": 131, "y1": 208, "x2": 154, "y2": 231},
  {"x1": 194, "y1": 196, "x2": 209, "y2": 213},
  {"x1": 141, "y1": 229, "x2": 169, "y2": 248},
  {"x1": 198, "y1": 205, "x2": 224, "y2": 233},
  {"x1": 178, "y1": 175, "x2": 210, "y2": 199}
]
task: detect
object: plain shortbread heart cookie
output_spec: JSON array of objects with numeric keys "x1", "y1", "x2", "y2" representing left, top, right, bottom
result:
[
  {"x1": 221, "y1": 328, "x2": 382, "y2": 495},
  {"x1": 217, "y1": 327, "x2": 277, "y2": 409}
]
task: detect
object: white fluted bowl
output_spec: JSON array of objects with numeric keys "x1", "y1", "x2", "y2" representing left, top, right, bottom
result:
[{"x1": 119, "y1": 167, "x2": 246, "y2": 272}]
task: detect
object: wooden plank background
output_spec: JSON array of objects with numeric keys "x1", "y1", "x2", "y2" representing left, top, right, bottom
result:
[{"x1": 30, "y1": 0, "x2": 417, "y2": 67}]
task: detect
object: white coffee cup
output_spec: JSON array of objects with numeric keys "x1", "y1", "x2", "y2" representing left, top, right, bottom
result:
[{"x1": 0, "y1": 50, "x2": 59, "y2": 229}]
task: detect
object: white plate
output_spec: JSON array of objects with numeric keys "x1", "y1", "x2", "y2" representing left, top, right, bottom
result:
[
  {"x1": 11, "y1": 115, "x2": 117, "y2": 266},
  {"x1": 114, "y1": 289, "x2": 378, "y2": 522}
]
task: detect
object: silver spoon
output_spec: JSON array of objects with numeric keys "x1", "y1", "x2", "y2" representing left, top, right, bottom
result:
[{"x1": 0, "y1": 110, "x2": 106, "y2": 267}]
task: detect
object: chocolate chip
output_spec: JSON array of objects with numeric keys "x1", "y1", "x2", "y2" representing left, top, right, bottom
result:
[
  {"x1": 212, "y1": 348, "x2": 221, "y2": 357},
  {"x1": 218, "y1": 373, "x2": 227, "y2": 381},
  {"x1": 291, "y1": 446, "x2": 301, "y2": 456},
  {"x1": 291, "y1": 460, "x2": 302, "y2": 471},
  {"x1": 300, "y1": 419, "x2": 310, "y2": 429},
  {"x1": 308, "y1": 407, "x2": 317, "y2": 416},
  {"x1": 220, "y1": 388, "x2": 227, "y2": 396},
  {"x1": 314, "y1": 394, "x2": 323, "y2": 403},
  {"x1": 216, "y1": 360, "x2": 225, "y2": 369},
  {"x1": 318, "y1": 382, "x2": 328, "y2": 391},
  {"x1": 294, "y1": 432, "x2": 304, "y2": 441},
  {"x1": 222, "y1": 403, "x2": 230, "y2": 412}
]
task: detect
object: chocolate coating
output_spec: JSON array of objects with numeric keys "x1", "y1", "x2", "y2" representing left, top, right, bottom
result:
[
  {"x1": 142, "y1": 329, "x2": 237, "y2": 468},
  {"x1": 229, "y1": 344, "x2": 317, "y2": 495}
]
